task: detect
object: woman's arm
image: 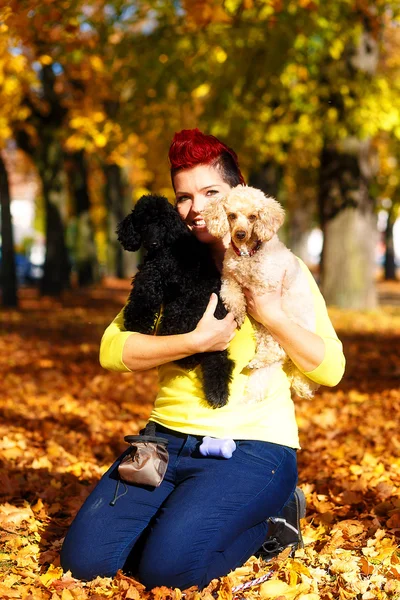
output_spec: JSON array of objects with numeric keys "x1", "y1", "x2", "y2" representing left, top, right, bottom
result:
[
  {"x1": 100, "y1": 294, "x2": 237, "y2": 372},
  {"x1": 244, "y1": 259, "x2": 345, "y2": 387}
]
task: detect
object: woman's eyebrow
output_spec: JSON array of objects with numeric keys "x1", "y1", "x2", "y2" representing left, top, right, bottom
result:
[
  {"x1": 176, "y1": 185, "x2": 220, "y2": 195},
  {"x1": 200, "y1": 184, "x2": 221, "y2": 191}
]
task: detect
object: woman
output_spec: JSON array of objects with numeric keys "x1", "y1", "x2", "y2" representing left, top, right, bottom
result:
[{"x1": 60, "y1": 129, "x2": 345, "y2": 589}]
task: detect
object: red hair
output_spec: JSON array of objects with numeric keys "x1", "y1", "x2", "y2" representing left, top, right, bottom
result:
[{"x1": 169, "y1": 128, "x2": 245, "y2": 185}]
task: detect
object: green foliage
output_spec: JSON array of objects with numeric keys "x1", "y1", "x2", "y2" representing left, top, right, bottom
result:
[{"x1": 1, "y1": 0, "x2": 400, "y2": 249}]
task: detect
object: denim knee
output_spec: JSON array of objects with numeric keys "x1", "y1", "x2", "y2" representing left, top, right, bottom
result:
[
  {"x1": 60, "y1": 535, "x2": 118, "y2": 581},
  {"x1": 137, "y1": 550, "x2": 198, "y2": 591}
]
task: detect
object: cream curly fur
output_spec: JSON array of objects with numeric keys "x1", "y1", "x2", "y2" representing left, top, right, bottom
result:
[{"x1": 202, "y1": 184, "x2": 320, "y2": 403}]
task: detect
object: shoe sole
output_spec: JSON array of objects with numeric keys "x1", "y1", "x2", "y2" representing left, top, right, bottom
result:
[
  {"x1": 258, "y1": 487, "x2": 307, "y2": 561},
  {"x1": 294, "y1": 487, "x2": 306, "y2": 549}
]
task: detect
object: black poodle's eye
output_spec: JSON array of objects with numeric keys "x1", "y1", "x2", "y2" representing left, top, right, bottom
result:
[
  {"x1": 248, "y1": 215, "x2": 257, "y2": 223},
  {"x1": 228, "y1": 213, "x2": 237, "y2": 220}
]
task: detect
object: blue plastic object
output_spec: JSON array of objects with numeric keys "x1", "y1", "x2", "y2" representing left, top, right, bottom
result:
[{"x1": 199, "y1": 436, "x2": 237, "y2": 459}]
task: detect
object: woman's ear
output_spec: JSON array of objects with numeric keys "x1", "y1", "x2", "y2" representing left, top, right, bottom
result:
[
  {"x1": 201, "y1": 196, "x2": 229, "y2": 238},
  {"x1": 117, "y1": 211, "x2": 142, "y2": 251},
  {"x1": 253, "y1": 196, "x2": 285, "y2": 241}
]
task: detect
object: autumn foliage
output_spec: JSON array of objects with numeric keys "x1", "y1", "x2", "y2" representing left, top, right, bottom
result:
[{"x1": 0, "y1": 284, "x2": 400, "y2": 599}]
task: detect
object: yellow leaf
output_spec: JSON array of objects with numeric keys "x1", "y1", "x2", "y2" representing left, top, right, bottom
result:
[
  {"x1": 2, "y1": 573, "x2": 20, "y2": 588},
  {"x1": 95, "y1": 133, "x2": 107, "y2": 148},
  {"x1": 39, "y1": 55, "x2": 53, "y2": 65},
  {"x1": 260, "y1": 579, "x2": 290, "y2": 598},
  {"x1": 90, "y1": 56, "x2": 104, "y2": 71},
  {"x1": 61, "y1": 589, "x2": 76, "y2": 600},
  {"x1": 192, "y1": 83, "x2": 210, "y2": 99},
  {"x1": 0, "y1": 583, "x2": 20, "y2": 598},
  {"x1": 214, "y1": 47, "x2": 227, "y2": 63},
  {"x1": 31, "y1": 498, "x2": 44, "y2": 512},
  {"x1": 93, "y1": 111, "x2": 105, "y2": 123},
  {"x1": 329, "y1": 38, "x2": 344, "y2": 60},
  {"x1": 39, "y1": 564, "x2": 64, "y2": 586},
  {"x1": 0, "y1": 503, "x2": 33, "y2": 527}
]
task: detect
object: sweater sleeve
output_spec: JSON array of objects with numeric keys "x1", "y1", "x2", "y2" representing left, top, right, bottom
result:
[
  {"x1": 295, "y1": 259, "x2": 346, "y2": 387},
  {"x1": 99, "y1": 307, "x2": 136, "y2": 373}
]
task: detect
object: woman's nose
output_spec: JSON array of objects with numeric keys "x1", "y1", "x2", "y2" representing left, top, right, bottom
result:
[{"x1": 191, "y1": 195, "x2": 206, "y2": 214}]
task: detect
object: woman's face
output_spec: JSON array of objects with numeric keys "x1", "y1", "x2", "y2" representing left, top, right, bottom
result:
[{"x1": 174, "y1": 164, "x2": 232, "y2": 244}]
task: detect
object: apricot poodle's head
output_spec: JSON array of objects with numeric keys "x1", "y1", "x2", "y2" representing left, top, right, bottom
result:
[{"x1": 202, "y1": 185, "x2": 285, "y2": 244}]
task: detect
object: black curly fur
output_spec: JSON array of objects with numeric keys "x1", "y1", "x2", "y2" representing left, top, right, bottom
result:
[{"x1": 117, "y1": 194, "x2": 234, "y2": 409}]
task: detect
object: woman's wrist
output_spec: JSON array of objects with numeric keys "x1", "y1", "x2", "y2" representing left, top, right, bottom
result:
[
  {"x1": 257, "y1": 308, "x2": 288, "y2": 331},
  {"x1": 257, "y1": 310, "x2": 325, "y2": 373},
  {"x1": 187, "y1": 328, "x2": 212, "y2": 354},
  {"x1": 186, "y1": 329, "x2": 202, "y2": 354}
]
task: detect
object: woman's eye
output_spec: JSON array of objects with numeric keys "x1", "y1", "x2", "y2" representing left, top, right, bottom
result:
[
  {"x1": 176, "y1": 196, "x2": 190, "y2": 203},
  {"x1": 206, "y1": 190, "x2": 219, "y2": 196}
]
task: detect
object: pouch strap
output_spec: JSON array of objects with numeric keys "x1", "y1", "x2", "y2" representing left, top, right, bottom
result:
[
  {"x1": 144, "y1": 421, "x2": 157, "y2": 436},
  {"x1": 124, "y1": 434, "x2": 169, "y2": 445},
  {"x1": 124, "y1": 421, "x2": 168, "y2": 446},
  {"x1": 109, "y1": 479, "x2": 128, "y2": 507}
]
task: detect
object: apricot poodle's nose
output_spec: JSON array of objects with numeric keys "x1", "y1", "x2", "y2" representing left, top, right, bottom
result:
[{"x1": 235, "y1": 230, "x2": 246, "y2": 240}]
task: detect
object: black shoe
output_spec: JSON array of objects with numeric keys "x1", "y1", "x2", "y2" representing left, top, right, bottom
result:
[{"x1": 257, "y1": 487, "x2": 306, "y2": 561}]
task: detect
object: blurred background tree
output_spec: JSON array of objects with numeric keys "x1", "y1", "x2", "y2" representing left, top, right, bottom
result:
[
  {"x1": 0, "y1": 6, "x2": 36, "y2": 307},
  {"x1": 1, "y1": 0, "x2": 399, "y2": 308}
]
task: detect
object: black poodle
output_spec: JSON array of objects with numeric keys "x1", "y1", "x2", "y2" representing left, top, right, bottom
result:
[{"x1": 117, "y1": 194, "x2": 234, "y2": 409}]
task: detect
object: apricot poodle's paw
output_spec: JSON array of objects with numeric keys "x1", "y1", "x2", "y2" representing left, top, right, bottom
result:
[
  {"x1": 243, "y1": 386, "x2": 265, "y2": 404},
  {"x1": 235, "y1": 311, "x2": 246, "y2": 328},
  {"x1": 247, "y1": 354, "x2": 271, "y2": 369},
  {"x1": 291, "y1": 376, "x2": 319, "y2": 399},
  {"x1": 243, "y1": 365, "x2": 275, "y2": 403}
]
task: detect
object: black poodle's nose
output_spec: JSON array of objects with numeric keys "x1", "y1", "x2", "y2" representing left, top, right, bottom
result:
[{"x1": 235, "y1": 231, "x2": 246, "y2": 240}]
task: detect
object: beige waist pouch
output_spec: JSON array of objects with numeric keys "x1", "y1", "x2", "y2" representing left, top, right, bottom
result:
[{"x1": 118, "y1": 423, "x2": 169, "y2": 488}]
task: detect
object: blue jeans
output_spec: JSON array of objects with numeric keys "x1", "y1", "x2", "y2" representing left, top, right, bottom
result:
[{"x1": 60, "y1": 424, "x2": 297, "y2": 590}]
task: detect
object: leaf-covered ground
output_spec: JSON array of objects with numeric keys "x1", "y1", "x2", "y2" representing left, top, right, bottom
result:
[{"x1": 1, "y1": 283, "x2": 400, "y2": 600}]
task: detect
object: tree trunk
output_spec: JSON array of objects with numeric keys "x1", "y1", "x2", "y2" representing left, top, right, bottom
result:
[
  {"x1": 0, "y1": 153, "x2": 18, "y2": 307},
  {"x1": 288, "y1": 207, "x2": 314, "y2": 263},
  {"x1": 39, "y1": 140, "x2": 71, "y2": 296},
  {"x1": 319, "y1": 140, "x2": 377, "y2": 309},
  {"x1": 68, "y1": 151, "x2": 99, "y2": 286},
  {"x1": 384, "y1": 206, "x2": 397, "y2": 280},
  {"x1": 104, "y1": 163, "x2": 127, "y2": 278},
  {"x1": 248, "y1": 162, "x2": 282, "y2": 199},
  {"x1": 41, "y1": 192, "x2": 70, "y2": 296},
  {"x1": 14, "y1": 66, "x2": 70, "y2": 296}
]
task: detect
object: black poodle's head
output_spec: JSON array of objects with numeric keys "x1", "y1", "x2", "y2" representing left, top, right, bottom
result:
[{"x1": 117, "y1": 194, "x2": 188, "y2": 252}]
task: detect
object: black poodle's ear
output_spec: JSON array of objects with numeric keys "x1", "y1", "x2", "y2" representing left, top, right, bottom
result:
[{"x1": 117, "y1": 211, "x2": 141, "y2": 252}]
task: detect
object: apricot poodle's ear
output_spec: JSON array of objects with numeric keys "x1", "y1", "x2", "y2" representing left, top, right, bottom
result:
[
  {"x1": 117, "y1": 211, "x2": 142, "y2": 252},
  {"x1": 201, "y1": 195, "x2": 229, "y2": 238},
  {"x1": 253, "y1": 196, "x2": 285, "y2": 241}
]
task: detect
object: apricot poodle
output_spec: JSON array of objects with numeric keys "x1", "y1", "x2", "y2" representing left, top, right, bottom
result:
[{"x1": 202, "y1": 184, "x2": 319, "y2": 402}]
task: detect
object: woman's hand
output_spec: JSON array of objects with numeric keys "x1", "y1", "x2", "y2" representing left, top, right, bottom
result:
[
  {"x1": 191, "y1": 293, "x2": 237, "y2": 353},
  {"x1": 243, "y1": 272, "x2": 286, "y2": 328}
]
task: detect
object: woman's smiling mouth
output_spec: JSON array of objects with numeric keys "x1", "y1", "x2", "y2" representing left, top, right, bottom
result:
[{"x1": 191, "y1": 218, "x2": 207, "y2": 229}]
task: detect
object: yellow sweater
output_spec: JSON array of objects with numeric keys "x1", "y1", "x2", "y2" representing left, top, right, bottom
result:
[{"x1": 100, "y1": 258, "x2": 345, "y2": 448}]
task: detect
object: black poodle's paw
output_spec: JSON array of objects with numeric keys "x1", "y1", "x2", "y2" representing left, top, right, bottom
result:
[
  {"x1": 203, "y1": 389, "x2": 230, "y2": 410},
  {"x1": 200, "y1": 352, "x2": 235, "y2": 409}
]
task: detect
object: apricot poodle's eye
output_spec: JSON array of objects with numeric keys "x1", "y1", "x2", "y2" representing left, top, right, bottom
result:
[
  {"x1": 228, "y1": 213, "x2": 237, "y2": 220},
  {"x1": 248, "y1": 215, "x2": 257, "y2": 223}
]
